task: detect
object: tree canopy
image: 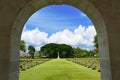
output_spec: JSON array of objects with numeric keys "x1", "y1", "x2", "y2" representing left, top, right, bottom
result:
[
  {"x1": 94, "y1": 35, "x2": 98, "y2": 48},
  {"x1": 20, "y1": 40, "x2": 26, "y2": 52},
  {"x1": 40, "y1": 43, "x2": 74, "y2": 58},
  {"x1": 28, "y1": 45, "x2": 36, "y2": 58},
  {"x1": 73, "y1": 47, "x2": 89, "y2": 58},
  {"x1": 93, "y1": 35, "x2": 99, "y2": 57}
]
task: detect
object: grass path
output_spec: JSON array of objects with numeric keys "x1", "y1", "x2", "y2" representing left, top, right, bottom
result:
[{"x1": 19, "y1": 59, "x2": 101, "y2": 80}]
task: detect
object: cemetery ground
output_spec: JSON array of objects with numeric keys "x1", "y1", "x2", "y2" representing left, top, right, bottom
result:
[{"x1": 19, "y1": 59, "x2": 101, "y2": 80}]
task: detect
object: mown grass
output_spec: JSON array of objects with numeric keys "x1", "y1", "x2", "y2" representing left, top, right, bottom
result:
[
  {"x1": 67, "y1": 58, "x2": 100, "y2": 71},
  {"x1": 19, "y1": 59, "x2": 101, "y2": 80}
]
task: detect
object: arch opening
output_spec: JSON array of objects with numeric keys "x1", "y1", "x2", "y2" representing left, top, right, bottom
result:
[{"x1": 19, "y1": 5, "x2": 101, "y2": 79}]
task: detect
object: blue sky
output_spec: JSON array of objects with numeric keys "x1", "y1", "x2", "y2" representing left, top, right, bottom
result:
[
  {"x1": 24, "y1": 5, "x2": 93, "y2": 35},
  {"x1": 21, "y1": 5, "x2": 96, "y2": 51}
]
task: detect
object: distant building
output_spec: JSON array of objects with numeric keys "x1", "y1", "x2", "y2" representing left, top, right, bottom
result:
[{"x1": 19, "y1": 50, "x2": 30, "y2": 58}]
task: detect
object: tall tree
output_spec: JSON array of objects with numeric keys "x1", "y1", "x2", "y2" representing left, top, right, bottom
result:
[
  {"x1": 20, "y1": 40, "x2": 26, "y2": 52},
  {"x1": 28, "y1": 45, "x2": 36, "y2": 58},
  {"x1": 93, "y1": 35, "x2": 99, "y2": 57},
  {"x1": 40, "y1": 43, "x2": 73, "y2": 58}
]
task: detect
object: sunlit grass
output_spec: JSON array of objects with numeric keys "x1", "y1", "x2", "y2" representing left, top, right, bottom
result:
[{"x1": 19, "y1": 59, "x2": 101, "y2": 80}]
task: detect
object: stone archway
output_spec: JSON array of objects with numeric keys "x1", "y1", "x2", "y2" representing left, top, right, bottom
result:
[
  {"x1": 10, "y1": 0, "x2": 111, "y2": 80},
  {"x1": 2, "y1": 0, "x2": 120, "y2": 80}
]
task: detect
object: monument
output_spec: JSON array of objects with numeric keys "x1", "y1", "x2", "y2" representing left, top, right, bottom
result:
[{"x1": 57, "y1": 52, "x2": 60, "y2": 59}]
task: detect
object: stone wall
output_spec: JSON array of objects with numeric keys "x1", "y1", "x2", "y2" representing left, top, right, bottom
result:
[{"x1": 0, "y1": 0, "x2": 120, "y2": 80}]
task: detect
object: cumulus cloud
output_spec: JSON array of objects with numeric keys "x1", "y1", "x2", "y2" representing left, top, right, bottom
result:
[
  {"x1": 21, "y1": 25, "x2": 96, "y2": 51},
  {"x1": 48, "y1": 25, "x2": 96, "y2": 49},
  {"x1": 21, "y1": 28, "x2": 48, "y2": 51}
]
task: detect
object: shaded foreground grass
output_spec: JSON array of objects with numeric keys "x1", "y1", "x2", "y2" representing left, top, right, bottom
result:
[{"x1": 19, "y1": 59, "x2": 101, "y2": 80}]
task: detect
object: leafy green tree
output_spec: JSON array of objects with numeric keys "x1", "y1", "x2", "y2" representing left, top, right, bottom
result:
[
  {"x1": 34, "y1": 51, "x2": 40, "y2": 58},
  {"x1": 73, "y1": 47, "x2": 83, "y2": 58},
  {"x1": 61, "y1": 51, "x2": 67, "y2": 57},
  {"x1": 20, "y1": 40, "x2": 26, "y2": 52},
  {"x1": 28, "y1": 45, "x2": 36, "y2": 58},
  {"x1": 40, "y1": 43, "x2": 73, "y2": 58},
  {"x1": 58, "y1": 44, "x2": 73, "y2": 58},
  {"x1": 41, "y1": 43, "x2": 58, "y2": 58},
  {"x1": 88, "y1": 50, "x2": 95, "y2": 57},
  {"x1": 73, "y1": 47, "x2": 89, "y2": 58},
  {"x1": 93, "y1": 35, "x2": 99, "y2": 57},
  {"x1": 81, "y1": 50, "x2": 88, "y2": 57}
]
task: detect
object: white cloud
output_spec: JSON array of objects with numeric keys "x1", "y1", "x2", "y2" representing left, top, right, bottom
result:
[
  {"x1": 21, "y1": 25, "x2": 96, "y2": 51},
  {"x1": 21, "y1": 28, "x2": 48, "y2": 51},
  {"x1": 48, "y1": 29, "x2": 74, "y2": 44},
  {"x1": 74, "y1": 25, "x2": 96, "y2": 46},
  {"x1": 48, "y1": 25, "x2": 96, "y2": 50}
]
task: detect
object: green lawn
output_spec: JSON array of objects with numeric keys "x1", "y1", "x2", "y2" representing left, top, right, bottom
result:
[{"x1": 19, "y1": 59, "x2": 101, "y2": 80}]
